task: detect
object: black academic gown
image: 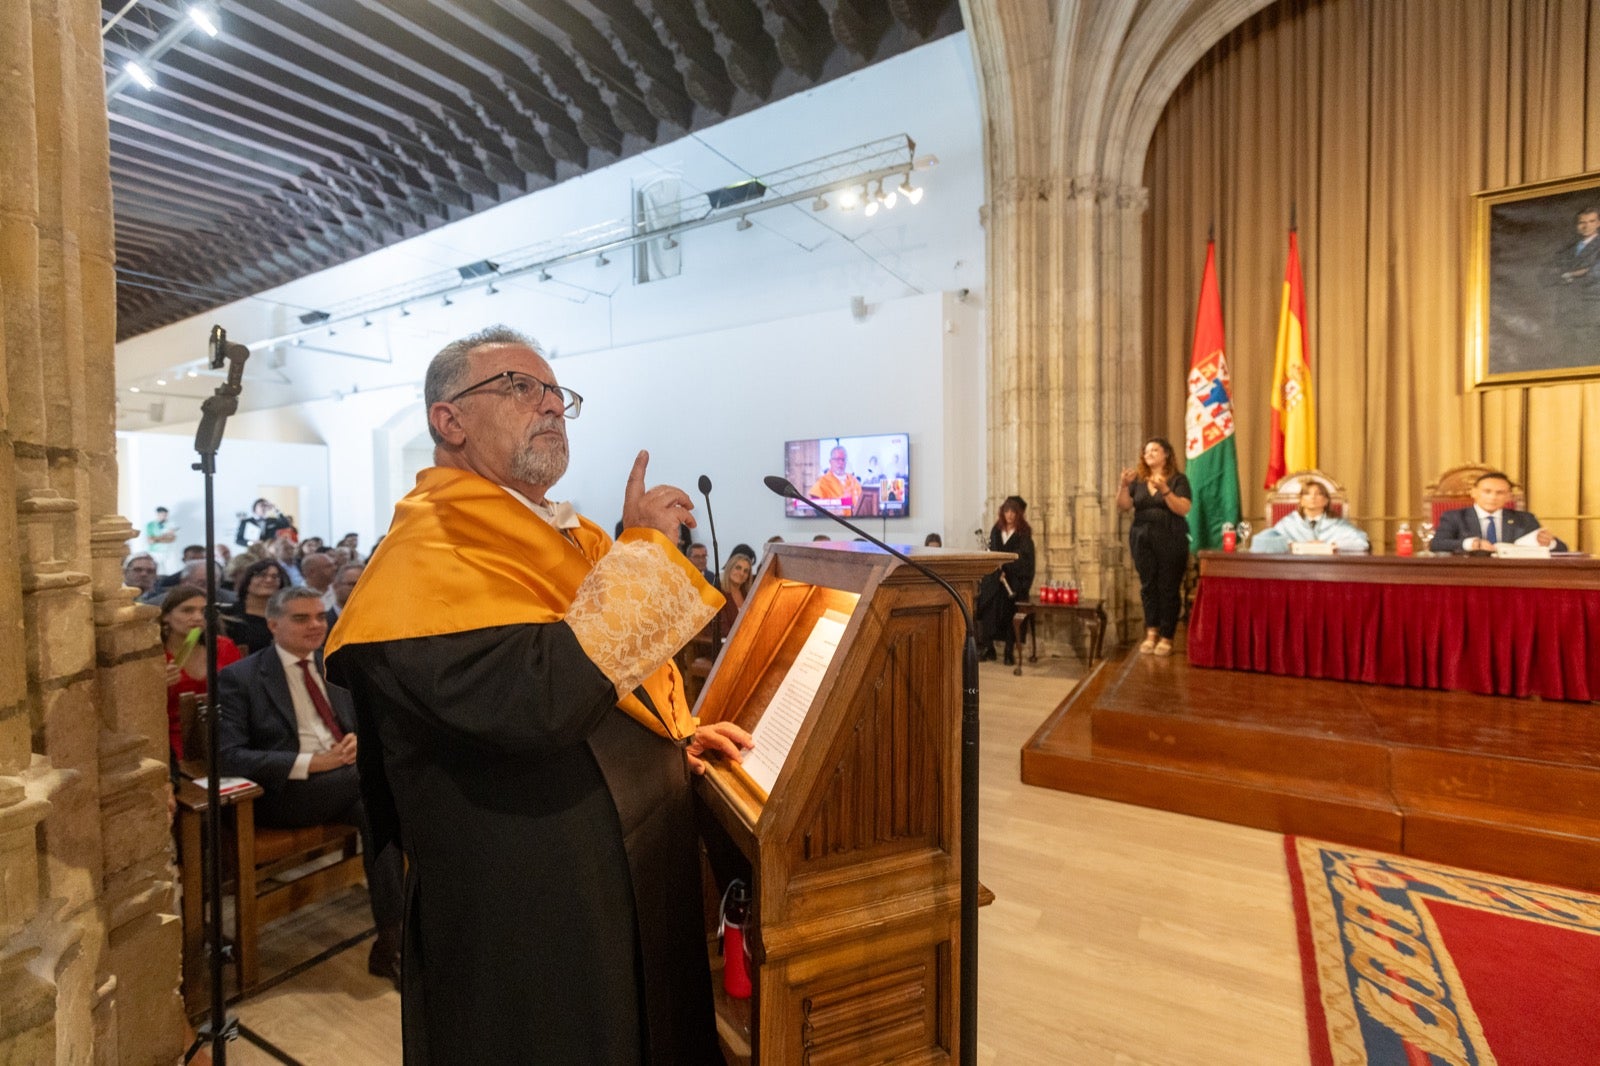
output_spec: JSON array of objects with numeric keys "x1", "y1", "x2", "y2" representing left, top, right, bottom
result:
[{"x1": 329, "y1": 622, "x2": 717, "y2": 1066}]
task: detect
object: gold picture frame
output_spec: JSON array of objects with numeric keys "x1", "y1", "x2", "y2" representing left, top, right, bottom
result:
[{"x1": 1468, "y1": 171, "x2": 1600, "y2": 388}]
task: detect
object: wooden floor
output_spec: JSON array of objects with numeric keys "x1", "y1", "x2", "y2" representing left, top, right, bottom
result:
[
  {"x1": 201, "y1": 653, "x2": 1311, "y2": 1065},
  {"x1": 1023, "y1": 638, "x2": 1600, "y2": 893}
]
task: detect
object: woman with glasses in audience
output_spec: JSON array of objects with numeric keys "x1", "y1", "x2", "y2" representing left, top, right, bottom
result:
[
  {"x1": 160, "y1": 584, "x2": 242, "y2": 766},
  {"x1": 222, "y1": 559, "x2": 292, "y2": 654}
]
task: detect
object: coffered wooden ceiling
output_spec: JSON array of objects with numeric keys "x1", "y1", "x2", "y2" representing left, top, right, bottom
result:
[{"x1": 102, "y1": 0, "x2": 962, "y2": 341}]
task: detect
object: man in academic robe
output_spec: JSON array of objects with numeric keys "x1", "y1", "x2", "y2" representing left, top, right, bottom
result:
[
  {"x1": 1429, "y1": 471, "x2": 1567, "y2": 553},
  {"x1": 808, "y1": 445, "x2": 862, "y2": 503},
  {"x1": 216, "y1": 585, "x2": 404, "y2": 983},
  {"x1": 326, "y1": 325, "x2": 750, "y2": 1065}
]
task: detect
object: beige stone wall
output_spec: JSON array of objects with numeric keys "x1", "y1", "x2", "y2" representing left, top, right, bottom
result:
[
  {"x1": 1, "y1": 1, "x2": 183, "y2": 1062},
  {"x1": 962, "y1": 0, "x2": 1277, "y2": 639}
]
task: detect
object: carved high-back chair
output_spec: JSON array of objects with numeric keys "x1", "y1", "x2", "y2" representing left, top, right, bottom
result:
[
  {"x1": 1265, "y1": 469, "x2": 1350, "y2": 525},
  {"x1": 1423, "y1": 463, "x2": 1523, "y2": 527}
]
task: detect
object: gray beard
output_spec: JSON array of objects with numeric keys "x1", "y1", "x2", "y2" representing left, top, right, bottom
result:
[{"x1": 511, "y1": 417, "x2": 569, "y2": 487}]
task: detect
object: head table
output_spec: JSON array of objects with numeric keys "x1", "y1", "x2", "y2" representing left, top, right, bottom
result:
[{"x1": 1187, "y1": 552, "x2": 1600, "y2": 702}]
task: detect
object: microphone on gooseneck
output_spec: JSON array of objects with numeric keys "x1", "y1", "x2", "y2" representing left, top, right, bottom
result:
[
  {"x1": 761, "y1": 474, "x2": 982, "y2": 1066},
  {"x1": 699, "y1": 475, "x2": 722, "y2": 646}
]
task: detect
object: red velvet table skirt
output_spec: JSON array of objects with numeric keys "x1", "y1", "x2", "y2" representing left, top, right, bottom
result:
[{"x1": 1188, "y1": 577, "x2": 1600, "y2": 701}]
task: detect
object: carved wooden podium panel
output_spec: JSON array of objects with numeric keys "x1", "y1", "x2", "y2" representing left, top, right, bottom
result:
[{"x1": 694, "y1": 543, "x2": 999, "y2": 1065}]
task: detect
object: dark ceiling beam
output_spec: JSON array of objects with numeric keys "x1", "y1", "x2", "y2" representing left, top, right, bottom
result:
[
  {"x1": 563, "y1": 0, "x2": 694, "y2": 131},
  {"x1": 817, "y1": 0, "x2": 892, "y2": 59},
  {"x1": 630, "y1": 0, "x2": 737, "y2": 116},
  {"x1": 691, "y1": 0, "x2": 781, "y2": 100},
  {"x1": 214, "y1": 0, "x2": 524, "y2": 195},
  {"x1": 753, "y1": 0, "x2": 830, "y2": 80},
  {"x1": 887, "y1": 0, "x2": 945, "y2": 37}
]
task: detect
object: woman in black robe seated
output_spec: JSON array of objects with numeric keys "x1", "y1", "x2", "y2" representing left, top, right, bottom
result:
[{"x1": 977, "y1": 495, "x2": 1036, "y2": 664}]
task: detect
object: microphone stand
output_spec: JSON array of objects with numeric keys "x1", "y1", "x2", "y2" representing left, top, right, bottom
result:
[
  {"x1": 185, "y1": 327, "x2": 303, "y2": 1066},
  {"x1": 698, "y1": 475, "x2": 722, "y2": 647},
  {"x1": 763, "y1": 477, "x2": 981, "y2": 1066}
]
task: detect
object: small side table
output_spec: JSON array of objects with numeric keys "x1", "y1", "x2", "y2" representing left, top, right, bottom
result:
[{"x1": 1011, "y1": 599, "x2": 1107, "y2": 674}]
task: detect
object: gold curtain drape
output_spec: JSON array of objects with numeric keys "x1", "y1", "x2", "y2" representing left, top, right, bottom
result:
[{"x1": 1143, "y1": 0, "x2": 1600, "y2": 551}]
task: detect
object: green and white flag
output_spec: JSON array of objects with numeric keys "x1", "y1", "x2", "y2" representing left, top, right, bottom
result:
[{"x1": 1184, "y1": 240, "x2": 1242, "y2": 549}]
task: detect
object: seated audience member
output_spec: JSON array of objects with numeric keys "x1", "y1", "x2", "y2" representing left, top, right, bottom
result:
[
  {"x1": 160, "y1": 585, "x2": 242, "y2": 765},
  {"x1": 765, "y1": 535, "x2": 783, "y2": 544},
  {"x1": 1250, "y1": 479, "x2": 1370, "y2": 554},
  {"x1": 924, "y1": 533, "x2": 943, "y2": 547},
  {"x1": 216, "y1": 586, "x2": 403, "y2": 986},
  {"x1": 331, "y1": 562, "x2": 365, "y2": 611},
  {"x1": 336, "y1": 532, "x2": 362, "y2": 560},
  {"x1": 728, "y1": 542, "x2": 756, "y2": 564},
  {"x1": 1429, "y1": 471, "x2": 1567, "y2": 553},
  {"x1": 812, "y1": 533, "x2": 832, "y2": 542},
  {"x1": 977, "y1": 496, "x2": 1036, "y2": 664},
  {"x1": 155, "y1": 545, "x2": 209, "y2": 591},
  {"x1": 123, "y1": 553, "x2": 159, "y2": 596},
  {"x1": 140, "y1": 560, "x2": 237, "y2": 605},
  {"x1": 688, "y1": 543, "x2": 716, "y2": 586},
  {"x1": 717, "y1": 554, "x2": 756, "y2": 636},
  {"x1": 223, "y1": 559, "x2": 291, "y2": 654},
  {"x1": 267, "y1": 535, "x2": 304, "y2": 585},
  {"x1": 299, "y1": 552, "x2": 338, "y2": 612}
]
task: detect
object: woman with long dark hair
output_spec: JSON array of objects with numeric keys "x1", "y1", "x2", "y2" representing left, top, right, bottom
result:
[
  {"x1": 160, "y1": 584, "x2": 242, "y2": 763},
  {"x1": 977, "y1": 495, "x2": 1035, "y2": 664},
  {"x1": 221, "y1": 558, "x2": 291, "y2": 653},
  {"x1": 1116, "y1": 437, "x2": 1192, "y2": 656}
]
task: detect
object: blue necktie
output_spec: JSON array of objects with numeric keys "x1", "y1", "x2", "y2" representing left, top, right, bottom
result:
[{"x1": 1484, "y1": 514, "x2": 1497, "y2": 544}]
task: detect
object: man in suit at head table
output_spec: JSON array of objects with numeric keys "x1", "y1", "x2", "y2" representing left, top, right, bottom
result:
[{"x1": 1428, "y1": 471, "x2": 1567, "y2": 553}]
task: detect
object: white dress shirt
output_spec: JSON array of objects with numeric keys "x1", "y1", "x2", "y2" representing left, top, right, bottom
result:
[{"x1": 275, "y1": 644, "x2": 339, "y2": 780}]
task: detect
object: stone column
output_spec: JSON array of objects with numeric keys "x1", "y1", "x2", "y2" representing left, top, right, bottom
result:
[{"x1": 1, "y1": 1, "x2": 182, "y2": 1061}]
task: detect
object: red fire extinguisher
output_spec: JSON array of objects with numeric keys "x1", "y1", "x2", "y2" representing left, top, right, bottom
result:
[{"x1": 719, "y1": 879, "x2": 752, "y2": 999}]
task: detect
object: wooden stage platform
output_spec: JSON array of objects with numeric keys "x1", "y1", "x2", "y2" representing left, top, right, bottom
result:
[{"x1": 1021, "y1": 639, "x2": 1600, "y2": 892}]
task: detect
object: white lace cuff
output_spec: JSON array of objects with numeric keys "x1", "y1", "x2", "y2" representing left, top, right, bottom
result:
[{"x1": 566, "y1": 530, "x2": 722, "y2": 698}]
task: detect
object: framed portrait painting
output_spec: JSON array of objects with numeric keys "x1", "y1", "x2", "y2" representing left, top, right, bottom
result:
[{"x1": 1469, "y1": 172, "x2": 1600, "y2": 387}]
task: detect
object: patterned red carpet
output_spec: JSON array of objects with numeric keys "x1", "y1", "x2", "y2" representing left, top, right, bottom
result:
[{"x1": 1287, "y1": 837, "x2": 1600, "y2": 1065}]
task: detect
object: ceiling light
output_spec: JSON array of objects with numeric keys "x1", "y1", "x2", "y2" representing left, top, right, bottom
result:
[
  {"x1": 882, "y1": 187, "x2": 898, "y2": 210},
  {"x1": 187, "y1": 6, "x2": 219, "y2": 37},
  {"x1": 538, "y1": 269, "x2": 552, "y2": 282},
  {"x1": 864, "y1": 198, "x2": 879, "y2": 218},
  {"x1": 124, "y1": 62, "x2": 155, "y2": 91},
  {"x1": 298, "y1": 310, "x2": 330, "y2": 325},
  {"x1": 735, "y1": 216, "x2": 752, "y2": 231},
  {"x1": 441, "y1": 294, "x2": 453, "y2": 307},
  {"x1": 456, "y1": 259, "x2": 498, "y2": 280},
  {"x1": 595, "y1": 253, "x2": 609, "y2": 267},
  {"x1": 662, "y1": 235, "x2": 678, "y2": 249},
  {"x1": 485, "y1": 283, "x2": 499, "y2": 295},
  {"x1": 129, "y1": 386, "x2": 141, "y2": 393},
  {"x1": 902, "y1": 181, "x2": 924, "y2": 205},
  {"x1": 812, "y1": 195, "x2": 828, "y2": 211},
  {"x1": 399, "y1": 304, "x2": 411, "y2": 316},
  {"x1": 706, "y1": 180, "x2": 767, "y2": 211},
  {"x1": 838, "y1": 187, "x2": 860, "y2": 211},
  {"x1": 155, "y1": 378, "x2": 167, "y2": 386},
  {"x1": 186, "y1": 370, "x2": 197, "y2": 378}
]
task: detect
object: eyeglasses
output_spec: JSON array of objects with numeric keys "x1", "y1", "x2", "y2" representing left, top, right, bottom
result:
[{"x1": 447, "y1": 370, "x2": 583, "y2": 418}]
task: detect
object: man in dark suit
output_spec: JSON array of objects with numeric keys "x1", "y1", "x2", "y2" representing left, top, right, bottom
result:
[
  {"x1": 217, "y1": 585, "x2": 404, "y2": 984},
  {"x1": 1429, "y1": 471, "x2": 1567, "y2": 553}
]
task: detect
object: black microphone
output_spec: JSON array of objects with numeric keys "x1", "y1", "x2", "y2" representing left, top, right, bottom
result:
[
  {"x1": 763, "y1": 475, "x2": 982, "y2": 1066},
  {"x1": 699, "y1": 475, "x2": 723, "y2": 645}
]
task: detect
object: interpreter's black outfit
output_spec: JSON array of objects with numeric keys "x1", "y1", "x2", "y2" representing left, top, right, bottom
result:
[
  {"x1": 977, "y1": 526, "x2": 1035, "y2": 662},
  {"x1": 1128, "y1": 474, "x2": 1192, "y2": 639}
]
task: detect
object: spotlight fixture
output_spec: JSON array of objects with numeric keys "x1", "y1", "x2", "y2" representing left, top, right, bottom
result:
[
  {"x1": 362, "y1": 316, "x2": 373, "y2": 327},
  {"x1": 838, "y1": 187, "x2": 861, "y2": 211},
  {"x1": 485, "y1": 283, "x2": 499, "y2": 295},
  {"x1": 595, "y1": 253, "x2": 609, "y2": 267},
  {"x1": 298, "y1": 310, "x2": 330, "y2": 325},
  {"x1": 812, "y1": 195, "x2": 828, "y2": 212},
  {"x1": 662, "y1": 235, "x2": 678, "y2": 249},
  {"x1": 124, "y1": 61, "x2": 155, "y2": 91},
  {"x1": 882, "y1": 185, "x2": 898, "y2": 210},
  {"x1": 537, "y1": 269, "x2": 552, "y2": 282},
  {"x1": 129, "y1": 386, "x2": 141, "y2": 393},
  {"x1": 187, "y1": 5, "x2": 220, "y2": 36},
  {"x1": 456, "y1": 259, "x2": 499, "y2": 280},
  {"x1": 155, "y1": 379, "x2": 167, "y2": 386},
  {"x1": 901, "y1": 176, "x2": 924, "y2": 205},
  {"x1": 185, "y1": 370, "x2": 197, "y2": 378},
  {"x1": 441, "y1": 294, "x2": 453, "y2": 307},
  {"x1": 399, "y1": 304, "x2": 411, "y2": 317},
  {"x1": 864, "y1": 184, "x2": 880, "y2": 218},
  {"x1": 735, "y1": 216, "x2": 752, "y2": 231}
]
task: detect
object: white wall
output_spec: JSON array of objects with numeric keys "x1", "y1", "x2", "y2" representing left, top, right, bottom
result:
[
  {"x1": 117, "y1": 288, "x2": 987, "y2": 561},
  {"x1": 116, "y1": 431, "x2": 332, "y2": 556}
]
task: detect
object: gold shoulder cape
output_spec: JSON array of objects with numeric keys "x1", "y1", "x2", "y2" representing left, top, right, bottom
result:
[{"x1": 326, "y1": 466, "x2": 720, "y2": 741}]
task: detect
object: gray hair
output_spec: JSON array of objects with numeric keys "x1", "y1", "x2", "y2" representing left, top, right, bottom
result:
[
  {"x1": 266, "y1": 585, "x2": 326, "y2": 620},
  {"x1": 123, "y1": 552, "x2": 156, "y2": 574},
  {"x1": 424, "y1": 325, "x2": 542, "y2": 445}
]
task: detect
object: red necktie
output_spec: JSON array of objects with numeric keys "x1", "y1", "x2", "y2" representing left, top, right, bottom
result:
[{"x1": 297, "y1": 658, "x2": 345, "y2": 742}]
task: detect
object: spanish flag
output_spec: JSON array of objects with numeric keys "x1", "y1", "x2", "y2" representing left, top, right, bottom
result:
[{"x1": 1265, "y1": 229, "x2": 1315, "y2": 488}]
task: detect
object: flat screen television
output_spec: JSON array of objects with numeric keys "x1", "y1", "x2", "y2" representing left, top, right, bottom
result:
[{"x1": 782, "y1": 433, "x2": 909, "y2": 519}]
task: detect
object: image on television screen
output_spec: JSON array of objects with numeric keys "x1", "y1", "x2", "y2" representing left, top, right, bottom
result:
[{"x1": 782, "y1": 433, "x2": 909, "y2": 519}]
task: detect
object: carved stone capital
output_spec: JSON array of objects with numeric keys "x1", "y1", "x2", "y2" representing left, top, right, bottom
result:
[
  {"x1": 1116, "y1": 185, "x2": 1150, "y2": 213},
  {"x1": 1069, "y1": 174, "x2": 1111, "y2": 202}
]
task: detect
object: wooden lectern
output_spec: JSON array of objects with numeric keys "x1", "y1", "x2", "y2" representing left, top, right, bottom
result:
[{"x1": 693, "y1": 542, "x2": 998, "y2": 1065}]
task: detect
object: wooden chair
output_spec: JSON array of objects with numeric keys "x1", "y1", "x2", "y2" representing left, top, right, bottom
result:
[
  {"x1": 1265, "y1": 469, "x2": 1351, "y2": 525},
  {"x1": 1423, "y1": 463, "x2": 1523, "y2": 527},
  {"x1": 177, "y1": 693, "x2": 366, "y2": 993}
]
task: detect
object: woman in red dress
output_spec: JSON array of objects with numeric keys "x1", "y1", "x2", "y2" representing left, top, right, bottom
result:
[{"x1": 159, "y1": 585, "x2": 242, "y2": 764}]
